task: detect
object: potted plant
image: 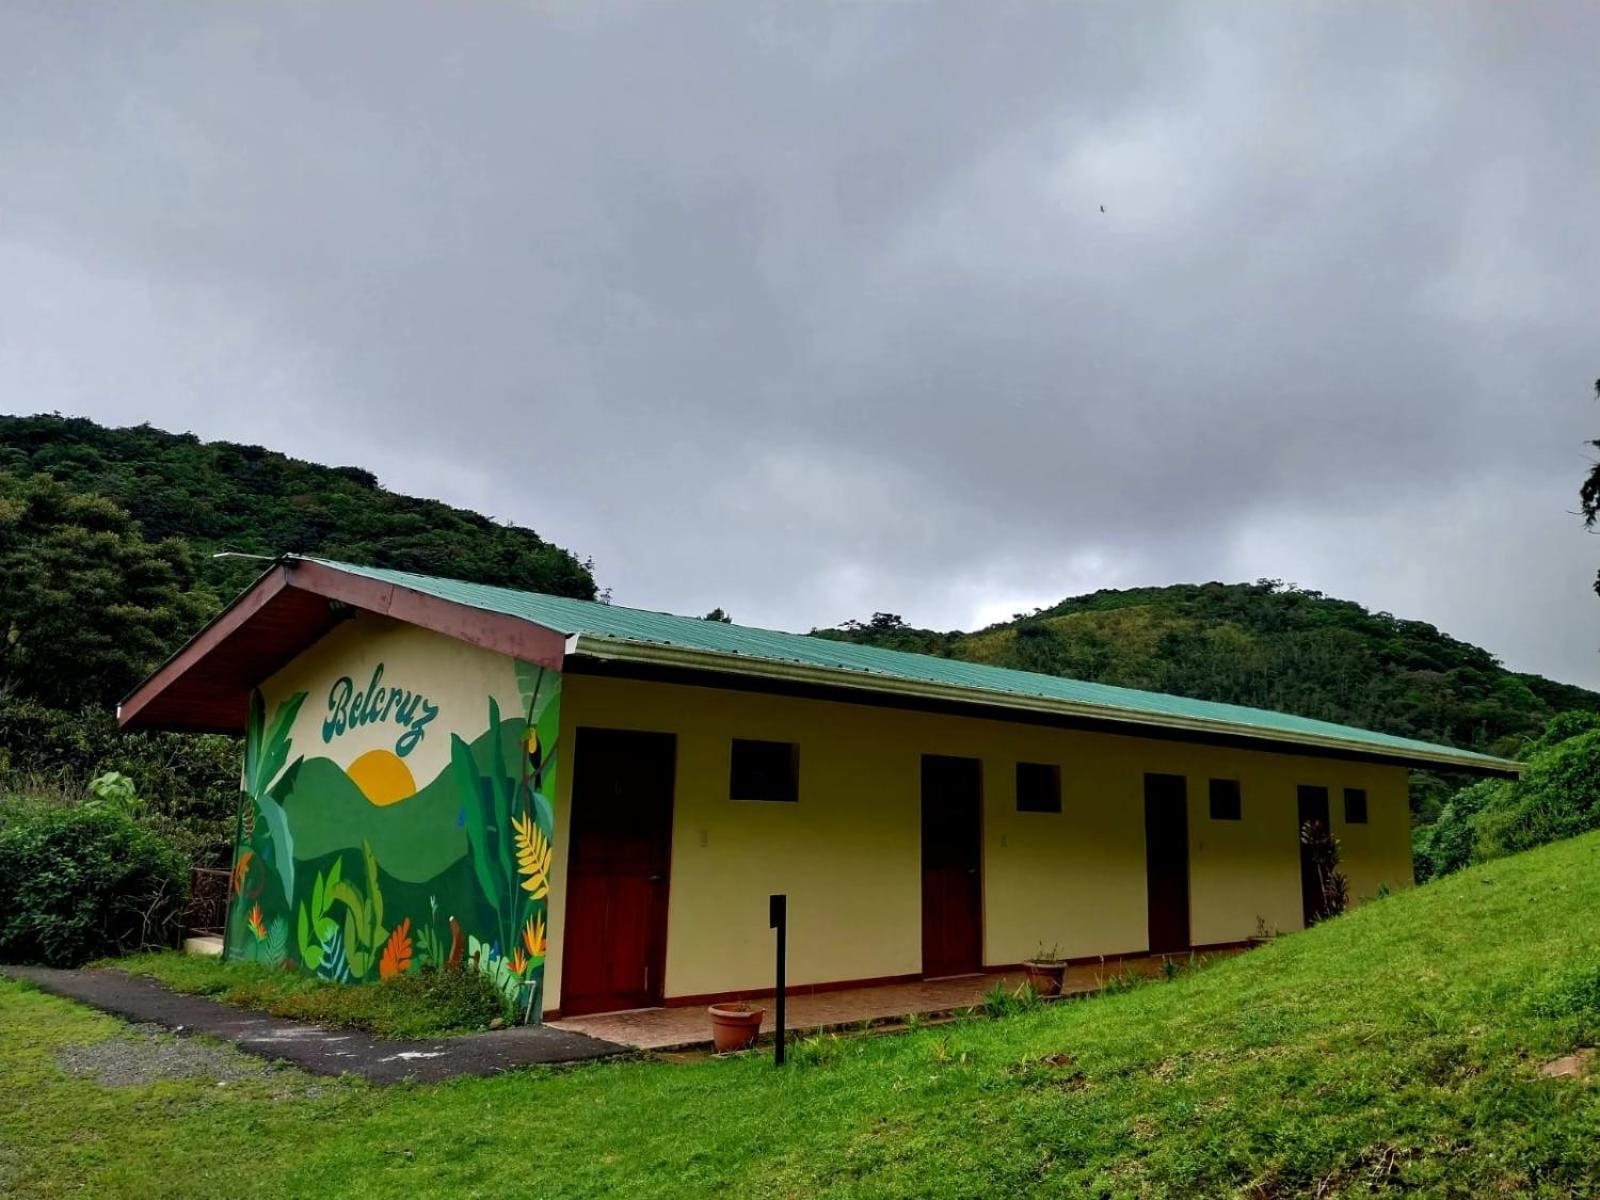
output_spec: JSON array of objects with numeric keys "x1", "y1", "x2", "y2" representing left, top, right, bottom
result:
[
  {"x1": 1023, "y1": 942, "x2": 1069, "y2": 997},
  {"x1": 708, "y1": 1001, "x2": 766, "y2": 1053}
]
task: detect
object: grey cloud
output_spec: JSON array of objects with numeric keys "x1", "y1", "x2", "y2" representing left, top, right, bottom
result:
[{"x1": 3, "y1": 1, "x2": 1598, "y2": 685}]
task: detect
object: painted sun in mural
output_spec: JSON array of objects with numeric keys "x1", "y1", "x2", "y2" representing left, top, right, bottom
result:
[{"x1": 346, "y1": 748, "x2": 418, "y2": 807}]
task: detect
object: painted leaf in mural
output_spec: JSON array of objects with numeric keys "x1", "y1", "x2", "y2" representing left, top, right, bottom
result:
[
  {"x1": 488, "y1": 697, "x2": 510, "y2": 822},
  {"x1": 252, "y1": 776, "x2": 299, "y2": 910},
  {"x1": 512, "y1": 810, "x2": 552, "y2": 899},
  {"x1": 247, "y1": 902, "x2": 267, "y2": 941},
  {"x1": 295, "y1": 858, "x2": 343, "y2": 971},
  {"x1": 329, "y1": 842, "x2": 388, "y2": 979},
  {"x1": 242, "y1": 687, "x2": 308, "y2": 913},
  {"x1": 230, "y1": 850, "x2": 253, "y2": 897},
  {"x1": 258, "y1": 692, "x2": 307, "y2": 796},
  {"x1": 245, "y1": 689, "x2": 307, "y2": 798},
  {"x1": 378, "y1": 917, "x2": 414, "y2": 979},
  {"x1": 451, "y1": 733, "x2": 504, "y2": 919},
  {"x1": 262, "y1": 917, "x2": 289, "y2": 967},
  {"x1": 315, "y1": 925, "x2": 351, "y2": 983},
  {"x1": 522, "y1": 912, "x2": 547, "y2": 962},
  {"x1": 467, "y1": 934, "x2": 525, "y2": 1004},
  {"x1": 515, "y1": 660, "x2": 551, "y2": 722}
]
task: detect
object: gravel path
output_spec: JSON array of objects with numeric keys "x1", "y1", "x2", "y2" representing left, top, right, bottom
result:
[{"x1": 5, "y1": 964, "x2": 629, "y2": 1084}]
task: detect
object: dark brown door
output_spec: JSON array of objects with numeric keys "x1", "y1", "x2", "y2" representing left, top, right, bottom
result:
[
  {"x1": 1144, "y1": 773, "x2": 1191, "y2": 955},
  {"x1": 1297, "y1": 785, "x2": 1331, "y2": 928},
  {"x1": 560, "y1": 728, "x2": 676, "y2": 1016},
  {"x1": 921, "y1": 755, "x2": 983, "y2": 977}
]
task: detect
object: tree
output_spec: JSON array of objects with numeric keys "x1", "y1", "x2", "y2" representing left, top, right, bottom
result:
[
  {"x1": 1584, "y1": 379, "x2": 1600, "y2": 598},
  {"x1": 0, "y1": 472, "x2": 216, "y2": 709}
]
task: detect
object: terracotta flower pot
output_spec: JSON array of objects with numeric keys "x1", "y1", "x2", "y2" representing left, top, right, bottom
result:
[
  {"x1": 1023, "y1": 960, "x2": 1068, "y2": 997},
  {"x1": 708, "y1": 1003, "x2": 765, "y2": 1053}
]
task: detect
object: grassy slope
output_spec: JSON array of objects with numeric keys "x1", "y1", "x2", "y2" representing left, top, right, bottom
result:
[{"x1": 6, "y1": 833, "x2": 1600, "y2": 1198}]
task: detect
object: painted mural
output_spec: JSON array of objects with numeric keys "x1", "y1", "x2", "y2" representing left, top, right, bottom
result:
[{"x1": 224, "y1": 640, "x2": 560, "y2": 1023}]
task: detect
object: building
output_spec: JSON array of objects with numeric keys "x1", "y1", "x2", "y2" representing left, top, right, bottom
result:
[{"x1": 120, "y1": 557, "x2": 1518, "y2": 1019}]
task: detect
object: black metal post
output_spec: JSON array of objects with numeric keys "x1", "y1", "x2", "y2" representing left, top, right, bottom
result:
[{"x1": 769, "y1": 893, "x2": 787, "y2": 1065}]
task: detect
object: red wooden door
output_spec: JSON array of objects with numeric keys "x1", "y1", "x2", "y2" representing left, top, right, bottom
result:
[
  {"x1": 921, "y1": 754, "x2": 983, "y2": 977},
  {"x1": 560, "y1": 728, "x2": 676, "y2": 1016},
  {"x1": 1297, "y1": 785, "x2": 1331, "y2": 928},
  {"x1": 1144, "y1": 773, "x2": 1191, "y2": 954}
]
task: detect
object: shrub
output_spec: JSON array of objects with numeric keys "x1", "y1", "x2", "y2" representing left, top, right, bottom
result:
[
  {"x1": 381, "y1": 965, "x2": 512, "y2": 1033},
  {"x1": 115, "y1": 953, "x2": 513, "y2": 1038},
  {"x1": 983, "y1": 980, "x2": 1042, "y2": 1018},
  {"x1": 1413, "y1": 712, "x2": 1600, "y2": 883},
  {"x1": 0, "y1": 799, "x2": 189, "y2": 966},
  {"x1": 1476, "y1": 726, "x2": 1600, "y2": 859},
  {"x1": 1412, "y1": 778, "x2": 1502, "y2": 882},
  {"x1": 0, "y1": 694, "x2": 240, "y2": 866}
]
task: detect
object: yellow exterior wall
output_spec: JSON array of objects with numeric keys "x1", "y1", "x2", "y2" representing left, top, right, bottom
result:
[{"x1": 551, "y1": 673, "x2": 1414, "y2": 1006}]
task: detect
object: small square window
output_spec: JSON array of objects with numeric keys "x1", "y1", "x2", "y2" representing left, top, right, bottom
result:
[
  {"x1": 730, "y1": 739, "x2": 798, "y2": 802},
  {"x1": 1015, "y1": 762, "x2": 1061, "y2": 813},
  {"x1": 1209, "y1": 778, "x2": 1242, "y2": 821},
  {"x1": 1344, "y1": 787, "x2": 1368, "y2": 824}
]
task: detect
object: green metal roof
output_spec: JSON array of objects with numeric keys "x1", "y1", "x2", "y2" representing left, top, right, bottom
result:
[{"x1": 295, "y1": 556, "x2": 1518, "y2": 774}]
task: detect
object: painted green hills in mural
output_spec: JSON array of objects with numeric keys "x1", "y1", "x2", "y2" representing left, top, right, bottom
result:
[{"x1": 282, "y1": 721, "x2": 527, "y2": 884}]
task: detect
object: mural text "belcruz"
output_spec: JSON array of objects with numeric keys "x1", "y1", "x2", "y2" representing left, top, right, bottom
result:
[{"x1": 322, "y1": 664, "x2": 439, "y2": 757}]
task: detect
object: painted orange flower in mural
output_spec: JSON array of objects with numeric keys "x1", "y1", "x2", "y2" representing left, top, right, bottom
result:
[
  {"x1": 247, "y1": 903, "x2": 267, "y2": 941},
  {"x1": 230, "y1": 850, "x2": 253, "y2": 897},
  {"x1": 522, "y1": 913, "x2": 547, "y2": 961},
  {"x1": 509, "y1": 947, "x2": 528, "y2": 976},
  {"x1": 378, "y1": 917, "x2": 413, "y2": 980},
  {"x1": 512, "y1": 810, "x2": 552, "y2": 899}
]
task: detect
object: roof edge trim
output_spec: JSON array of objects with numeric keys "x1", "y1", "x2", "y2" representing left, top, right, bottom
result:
[{"x1": 570, "y1": 633, "x2": 1522, "y2": 777}]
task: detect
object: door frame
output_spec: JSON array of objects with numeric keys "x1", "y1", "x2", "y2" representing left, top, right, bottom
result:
[
  {"x1": 919, "y1": 753, "x2": 985, "y2": 978},
  {"x1": 560, "y1": 726, "x2": 677, "y2": 1016},
  {"x1": 1143, "y1": 771, "x2": 1192, "y2": 955},
  {"x1": 1296, "y1": 784, "x2": 1331, "y2": 929}
]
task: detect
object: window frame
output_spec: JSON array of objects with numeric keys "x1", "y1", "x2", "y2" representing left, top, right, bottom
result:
[
  {"x1": 1014, "y1": 761, "x2": 1063, "y2": 814},
  {"x1": 728, "y1": 738, "x2": 800, "y2": 803},
  {"x1": 1208, "y1": 777, "x2": 1242, "y2": 821},
  {"x1": 1343, "y1": 786, "x2": 1368, "y2": 825}
]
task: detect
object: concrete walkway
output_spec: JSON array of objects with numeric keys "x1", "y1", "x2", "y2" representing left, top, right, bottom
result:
[
  {"x1": 4, "y1": 965, "x2": 629, "y2": 1083},
  {"x1": 552, "y1": 952, "x2": 1203, "y2": 1051}
]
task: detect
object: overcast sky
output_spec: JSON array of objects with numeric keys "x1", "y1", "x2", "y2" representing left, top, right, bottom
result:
[{"x1": 3, "y1": 3, "x2": 1598, "y2": 687}]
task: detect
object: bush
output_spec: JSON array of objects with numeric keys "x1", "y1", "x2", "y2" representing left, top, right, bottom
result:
[
  {"x1": 379, "y1": 966, "x2": 513, "y2": 1033},
  {"x1": 0, "y1": 695, "x2": 240, "y2": 866},
  {"x1": 1412, "y1": 778, "x2": 1505, "y2": 883},
  {"x1": 1413, "y1": 712, "x2": 1600, "y2": 882},
  {"x1": 116, "y1": 953, "x2": 513, "y2": 1038},
  {"x1": 1476, "y1": 726, "x2": 1600, "y2": 858},
  {"x1": 0, "y1": 799, "x2": 189, "y2": 966}
]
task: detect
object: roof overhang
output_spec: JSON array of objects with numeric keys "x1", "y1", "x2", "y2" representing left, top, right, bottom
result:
[
  {"x1": 117, "y1": 558, "x2": 567, "y2": 733},
  {"x1": 565, "y1": 635, "x2": 1523, "y2": 778},
  {"x1": 121, "y1": 557, "x2": 1521, "y2": 779}
]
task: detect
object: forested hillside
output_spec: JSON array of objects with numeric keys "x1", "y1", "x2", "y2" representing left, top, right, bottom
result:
[
  {"x1": 815, "y1": 582, "x2": 1599, "y2": 764},
  {"x1": 0, "y1": 414, "x2": 596, "y2": 604},
  {"x1": 0, "y1": 414, "x2": 596, "y2": 861},
  {"x1": 4, "y1": 413, "x2": 1596, "y2": 864}
]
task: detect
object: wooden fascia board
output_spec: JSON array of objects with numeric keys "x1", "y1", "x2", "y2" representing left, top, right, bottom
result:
[
  {"x1": 118, "y1": 559, "x2": 568, "y2": 733},
  {"x1": 281, "y1": 559, "x2": 566, "y2": 670},
  {"x1": 116, "y1": 563, "x2": 295, "y2": 730}
]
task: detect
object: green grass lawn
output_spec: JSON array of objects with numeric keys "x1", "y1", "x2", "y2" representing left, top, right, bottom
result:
[
  {"x1": 108, "y1": 951, "x2": 510, "y2": 1039},
  {"x1": 6, "y1": 832, "x2": 1600, "y2": 1198}
]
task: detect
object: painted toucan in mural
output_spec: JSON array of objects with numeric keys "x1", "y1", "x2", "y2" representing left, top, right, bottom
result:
[{"x1": 526, "y1": 726, "x2": 544, "y2": 792}]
